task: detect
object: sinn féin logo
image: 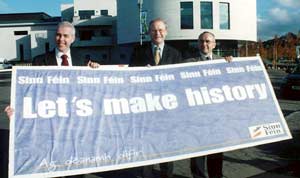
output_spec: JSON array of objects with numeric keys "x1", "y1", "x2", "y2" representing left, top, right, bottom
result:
[{"x1": 249, "y1": 122, "x2": 284, "y2": 139}]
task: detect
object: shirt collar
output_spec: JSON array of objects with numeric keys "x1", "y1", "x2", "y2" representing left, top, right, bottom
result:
[
  {"x1": 200, "y1": 52, "x2": 212, "y2": 60},
  {"x1": 55, "y1": 48, "x2": 72, "y2": 66},
  {"x1": 56, "y1": 48, "x2": 71, "y2": 58},
  {"x1": 152, "y1": 43, "x2": 164, "y2": 58},
  {"x1": 152, "y1": 42, "x2": 164, "y2": 51}
]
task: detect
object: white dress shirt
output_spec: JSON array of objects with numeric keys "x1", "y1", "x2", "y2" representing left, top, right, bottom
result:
[
  {"x1": 152, "y1": 43, "x2": 165, "y2": 58},
  {"x1": 55, "y1": 48, "x2": 73, "y2": 66},
  {"x1": 200, "y1": 52, "x2": 213, "y2": 60}
]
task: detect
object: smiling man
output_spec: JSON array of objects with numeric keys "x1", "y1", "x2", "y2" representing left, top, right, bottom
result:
[
  {"x1": 184, "y1": 31, "x2": 230, "y2": 178},
  {"x1": 33, "y1": 21, "x2": 81, "y2": 66},
  {"x1": 129, "y1": 18, "x2": 182, "y2": 67},
  {"x1": 5, "y1": 21, "x2": 97, "y2": 178},
  {"x1": 129, "y1": 18, "x2": 182, "y2": 178}
]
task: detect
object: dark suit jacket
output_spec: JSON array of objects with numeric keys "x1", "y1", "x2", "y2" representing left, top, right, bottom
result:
[
  {"x1": 32, "y1": 49, "x2": 84, "y2": 66},
  {"x1": 183, "y1": 53, "x2": 222, "y2": 63},
  {"x1": 129, "y1": 43, "x2": 182, "y2": 66}
]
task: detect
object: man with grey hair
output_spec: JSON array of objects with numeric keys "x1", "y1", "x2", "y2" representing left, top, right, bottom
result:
[
  {"x1": 5, "y1": 21, "x2": 98, "y2": 178},
  {"x1": 130, "y1": 18, "x2": 182, "y2": 66},
  {"x1": 129, "y1": 18, "x2": 182, "y2": 178},
  {"x1": 185, "y1": 31, "x2": 231, "y2": 178},
  {"x1": 33, "y1": 21, "x2": 89, "y2": 178},
  {"x1": 185, "y1": 31, "x2": 223, "y2": 62},
  {"x1": 34, "y1": 21, "x2": 80, "y2": 66}
]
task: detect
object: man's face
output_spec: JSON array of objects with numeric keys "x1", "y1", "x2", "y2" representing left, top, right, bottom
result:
[
  {"x1": 55, "y1": 26, "x2": 75, "y2": 53},
  {"x1": 198, "y1": 33, "x2": 216, "y2": 55},
  {"x1": 149, "y1": 21, "x2": 168, "y2": 45}
]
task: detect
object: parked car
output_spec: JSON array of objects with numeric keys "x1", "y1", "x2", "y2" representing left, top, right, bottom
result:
[
  {"x1": 0, "y1": 62, "x2": 12, "y2": 70},
  {"x1": 280, "y1": 64, "x2": 300, "y2": 99},
  {"x1": 263, "y1": 59, "x2": 273, "y2": 69}
]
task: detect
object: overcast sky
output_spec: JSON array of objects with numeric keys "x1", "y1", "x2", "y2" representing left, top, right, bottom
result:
[
  {"x1": 1, "y1": 0, "x2": 300, "y2": 41},
  {"x1": 257, "y1": 0, "x2": 300, "y2": 40}
]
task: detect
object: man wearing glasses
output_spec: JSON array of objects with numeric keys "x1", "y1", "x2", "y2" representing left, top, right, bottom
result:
[{"x1": 185, "y1": 31, "x2": 230, "y2": 178}]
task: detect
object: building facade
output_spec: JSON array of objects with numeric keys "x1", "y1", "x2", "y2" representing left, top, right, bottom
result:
[
  {"x1": 0, "y1": 13, "x2": 60, "y2": 63},
  {"x1": 117, "y1": 0, "x2": 257, "y2": 61},
  {"x1": 118, "y1": 0, "x2": 256, "y2": 43},
  {"x1": 0, "y1": 0, "x2": 257, "y2": 64},
  {"x1": 61, "y1": 0, "x2": 119, "y2": 64}
]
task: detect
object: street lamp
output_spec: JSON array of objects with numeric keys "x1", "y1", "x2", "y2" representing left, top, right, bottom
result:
[{"x1": 138, "y1": 0, "x2": 143, "y2": 45}]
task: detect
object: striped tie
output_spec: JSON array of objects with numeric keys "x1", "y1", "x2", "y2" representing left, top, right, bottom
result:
[
  {"x1": 61, "y1": 54, "x2": 69, "y2": 66},
  {"x1": 154, "y1": 46, "x2": 160, "y2": 65}
]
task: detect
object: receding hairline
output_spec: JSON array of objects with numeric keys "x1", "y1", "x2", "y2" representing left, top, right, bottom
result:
[
  {"x1": 198, "y1": 31, "x2": 215, "y2": 41},
  {"x1": 149, "y1": 18, "x2": 168, "y2": 30},
  {"x1": 57, "y1": 21, "x2": 76, "y2": 35}
]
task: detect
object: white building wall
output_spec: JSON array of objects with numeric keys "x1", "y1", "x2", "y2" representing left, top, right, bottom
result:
[
  {"x1": 0, "y1": 24, "x2": 58, "y2": 62},
  {"x1": 0, "y1": 26, "x2": 32, "y2": 61},
  {"x1": 61, "y1": 3, "x2": 74, "y2": 22},
  {"x1": 30, "y1": 25, "x2": 57, "y2": 57},
  {"x1": 0, "y1": 27, "x2": 20, "y2": 61},
  {"x1": 117, "y1": 0, "x2": 257, "y2": 44}
]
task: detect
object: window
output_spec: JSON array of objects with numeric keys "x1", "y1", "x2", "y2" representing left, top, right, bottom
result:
[
  {"x1": 180, "y1": 2, "x2": 193, "y2": 29},
  {"x1": 79, "y1": 10, "x2": 95, "y2": 20},
  {"x1": 79, "y1": 30, "x2": 94, "y2": 41},
  {"x1": 200, "y1": 2, "x2": 213, "y2": 29},
  {"x1": 14, "y1": 31, "x2": 28, "y2": 35},
  {"x1": 101, "y1": 10, "x2": 108, "y2": 16},
  {"x1": 219, "y1": 2, "x2": 230, "y2": 29}
]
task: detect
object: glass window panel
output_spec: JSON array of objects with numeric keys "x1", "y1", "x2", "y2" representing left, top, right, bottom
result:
[
  {"x1": 14, "y1": 31, "x2": 28, "y2": 35},
  {"x1": 101, "y1": 10, "x2": 108, "y2": 16},
  {"x1": 200, "y1": 2, "x2": 213, "y2": 29},
  {"x1": 180, "y1": 2, "x2": 194, "y2": 29},
  {"x1": 220, "y1": 3, "x2": 230, "y2": 29},
  {"x1": 79, "y1": 10, "x2": 95, "y2": 20}
]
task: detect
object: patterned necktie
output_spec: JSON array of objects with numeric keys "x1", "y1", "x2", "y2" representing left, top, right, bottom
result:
[
  {"x1": 61, "y1": 54, "x2": 69, "y2": 66},
  {"x1": 154, "y1": 46, "x2": 160, "y2": 65}
]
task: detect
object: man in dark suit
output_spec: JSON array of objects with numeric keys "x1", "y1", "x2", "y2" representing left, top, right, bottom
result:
[
  {"x1": 33, "y1": 21, "x2": 83, "y2": 67},
  {"x1": 32, "y1": 49, "x2": 84, "y2": 66},
  {"x1": 185, "y1": 31, "x2": 229, "y2": 178},
  {"x1": 129, "y1": 18, "x2": 182, "y2": 178},
  {"x1": 5, "y1": 21, "x2": 99, "y2": 178},
  {"x1": 34, "y1": 21, "x2": 89, "y2": 178},
  {"x1": 129, "y1": 18, "x2": 181, "y2": 67}
]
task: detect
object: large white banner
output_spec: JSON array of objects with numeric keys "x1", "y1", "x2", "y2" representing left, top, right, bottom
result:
[{"x1": 9, "y1": 57, "x2": 291, "y2": 178}]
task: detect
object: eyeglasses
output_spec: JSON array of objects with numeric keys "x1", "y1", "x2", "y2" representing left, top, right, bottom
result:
[{"x1": 150, "y1": 29, "x2": 166, "y2": 34}]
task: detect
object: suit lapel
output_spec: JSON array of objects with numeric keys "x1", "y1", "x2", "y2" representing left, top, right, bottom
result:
[
  {"x1": 145, "y1": 45, "x2": 155, "y2": 66},
  {"x1": 71, "y1": 50, "x2": 82, "y2": 66},
  {"x1": 161, "y1": 45, "x2": 170, "y2": 65},
  {"x1": 47, "y1": 51, "x2": 58, "y2": 66}
]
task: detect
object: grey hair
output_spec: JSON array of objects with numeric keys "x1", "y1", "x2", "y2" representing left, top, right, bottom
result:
[
  {"x1": 149, "y1": 18, "x2": 168, "y2": 30},
  {"x1": 198, "y1": 31, "x2": 215, "y2": 41},
  {"x1": 57, "y1": 21, "x2": 76, "y2": 35}
]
